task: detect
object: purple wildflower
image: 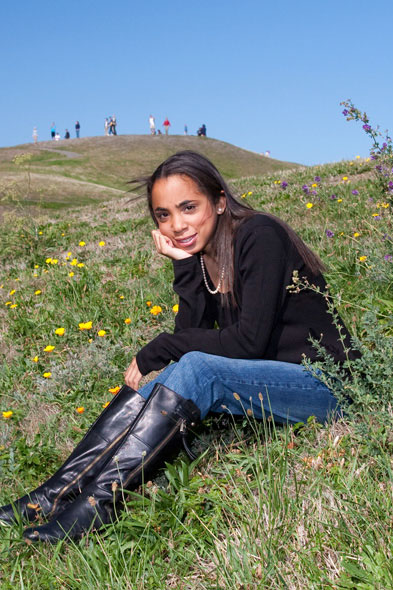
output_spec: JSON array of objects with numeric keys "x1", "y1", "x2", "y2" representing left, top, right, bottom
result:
[
  {"x1": 374, "y1": 215, "x2": 381, "y2": 220},
  {"x1": 314, "y1": 176, "x2": 321, "y2": 182},
  {"x1": 363, "y1": 124, "x2": 371, "y2": 132},
  {"x1": 302, "y1": 184, "x2": 309, "y2": 193},
  {"x1": 281, "y1": 181, "x2": 288, "y2": 189},
  {"x1": 311, "y1": 190, "x2": 317, "y2": 196},
  {"x1": 384, "y1": 254, "x2": 393, "y2": 262},
  {"x1": 342, "y1": 109, "x2": 349, "y2": 116},
  {"x1": 376, "y1": 165, "x2": 382, "y2": 172},
  {"x1": 330, "y1": 194, "x2": 337, "y2": 200},
  {"x1": 351, "y1": 189, "x2": 359, "y2": 195},
  {"x1": 325, "y1": 229, "x2": 334, "y2": 238}
]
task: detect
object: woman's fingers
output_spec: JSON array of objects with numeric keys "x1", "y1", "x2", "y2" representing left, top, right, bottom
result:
[
  {"x1": 124, "y1": 357, "x2": 143, "y2": 390},
  {"x1": 151, "y1": 229, "x2": 192, "y2": 260}
]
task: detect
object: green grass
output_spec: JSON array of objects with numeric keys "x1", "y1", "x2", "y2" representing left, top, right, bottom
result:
[{"x1": 0, "y1": 153, "x2": 392, "y2": 588}]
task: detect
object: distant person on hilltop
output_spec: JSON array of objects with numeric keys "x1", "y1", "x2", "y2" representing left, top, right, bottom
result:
[
  {"x1": 149, "y1": 115, "x2": 156, "y2": 135},
  {"x1": 197, "y1": 124, "x2": 207, "y2": 137},
  {"x1": 75, "y1": 121, "x2": 80, "y2": 138},
  {"x1": 64, "y1": 129, "x2": 70, "y2": 139},
  {"x1": 104, "y1": 118, "x2": 109, "y2": 136},
  {"x1": 163, "y1": 117, "x2": 171, "y2": 135},
  {"x1": 32, "y1": 127, "x2": 38, "y2": 144},
  {"x1": 184, "y1": 124, "x2": 188, "y2": 135},
  {"x1": 109, "y1": 115, "x2": 117, "y2": 136},
  {"x1": 55, "y1": 132, "x2": 61, "y2": 141},
  {"x1": 50, "y1": 123, "x2": 56, "y2": 140}
]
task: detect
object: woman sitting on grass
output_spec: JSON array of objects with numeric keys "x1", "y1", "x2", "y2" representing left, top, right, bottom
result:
[{"x1": 0, "y1": 151, "x2": 359, "y2": 544}]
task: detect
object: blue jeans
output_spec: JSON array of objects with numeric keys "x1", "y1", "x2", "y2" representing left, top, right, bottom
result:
[{"x1": 138, "y1": 351, "x2": 340, "y2": 424}]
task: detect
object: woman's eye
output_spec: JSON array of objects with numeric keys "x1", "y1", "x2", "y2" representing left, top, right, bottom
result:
[
  {"x1": 185, "y1": 205, "x2": 196, "y2": 212},
  {"x1": 156, "y1": 212, "x2": 168, "y2": 221}
]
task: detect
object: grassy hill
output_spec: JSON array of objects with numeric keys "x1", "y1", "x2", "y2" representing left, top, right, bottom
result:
[
  {"x1": 0, "y1": 153, "x2": 392, "y2": 587},
  {"x1": 0, "y1": 135, "x2": 299, "y2": 218}
]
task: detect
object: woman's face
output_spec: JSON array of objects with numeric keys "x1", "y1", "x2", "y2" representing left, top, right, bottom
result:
[{"x1": 151, "y1": 175, "x2": 226, "y2": 255}]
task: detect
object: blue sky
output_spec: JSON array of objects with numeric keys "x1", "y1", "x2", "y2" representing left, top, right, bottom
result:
[{"x1": 2, "y1": 0, "x2": 393, "y2": 165}]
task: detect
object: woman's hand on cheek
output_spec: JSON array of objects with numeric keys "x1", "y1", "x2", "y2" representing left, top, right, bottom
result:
[
  {"x1": 152, "y1": 229, "x2": 192, "y2": 260},
  {"x1": 124, "y1": 357, "x2": 143, "y2": 390}
]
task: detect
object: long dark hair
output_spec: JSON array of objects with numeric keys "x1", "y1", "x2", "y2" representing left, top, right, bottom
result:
[{"x1": 133, "y1": 151, "x2": 324, "y2": 305}]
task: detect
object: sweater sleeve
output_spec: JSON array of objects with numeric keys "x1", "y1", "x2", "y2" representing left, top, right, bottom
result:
[
  {"x1": 171, "y1": 256, "x2": 216, "y2": 332},
  {"x1": 136, "y1": 222, "x2": 291, "y2": 375}
]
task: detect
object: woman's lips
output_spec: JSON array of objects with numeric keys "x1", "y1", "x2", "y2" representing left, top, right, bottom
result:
[{"x1": 175, "y1": 234, "x2": 197, "y2": 248}]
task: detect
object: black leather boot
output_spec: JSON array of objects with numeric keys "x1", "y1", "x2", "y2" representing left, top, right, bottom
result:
[
  {"x1": 23, "y1": 383, "x2": 200, "y2": 544},
  {"x1": 0, "y1": 385, "x2": 145, "y2": 525}
]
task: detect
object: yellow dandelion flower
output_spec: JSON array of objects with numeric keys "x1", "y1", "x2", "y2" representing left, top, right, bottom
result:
[
  {"x1": 372, "y1": 213, "x2": 380, "y2": 217},
  {"x1": 32, "y1": 356, "x2": 39, "y2": 362},
  {"x1": 10, "y1": 304, "x2": 18, "y2": 309},
  {"x1": 99, "y1": 241, "x2": 106, "y2": 247},
  {"x1": 109, "y1": 386, "x2": 121, "y2": 395},
  {"x1": 102, "y1": 401, "x2": 110, "y2": 409},
  {"x1": 33, "y1": 273, "x2": 38, "y2": 277},
  {"x1": 306, "y1": 202, "x2": 313, "y2": 209},
  {"x1": 247, "y1": 191, "x2": 253, "y2": 196},
  {"x1": 77, "y1": 262, "x2": 85, "y2": 268},
  {"x1": 88, "y1": 338, "x2": 93, "y2": 343},
  {"x1": 39, "y1": 231, "x2": 43, "y2": 235},
  {"x1": 79, "y1": 241, "x2": 86, "y2": 247},
  {"x1": 241, "y1": 193, "x2": 246, "y2": 199},
  {"x1": 349, "y1": 162, "x2": 354, "y2": 166},
  {"x1": 311, "y1": 183, "x2": 318, "y2": 188},
  {"x1": 76, "y1": 407, "x2": 85, "y2": 414},
  {"x1": 150, "y1": 305, "x2": 163, "y2": 316},
  {"x1": 119, "y1": 295, "x2": 124, "y2": 299},
  {"x1": 51, "y1": 259, "x2": 58, "y2": 265},
  {"x1": 34, "y1": 264, "x2": 39, "y2": 269},
  {"x1": 337, "y1": 199, "x2": 343, "y2": 203},
  {"x1": 9, "y1": 289, "x2": 16, "y2": 295},
  {"x1": 55, "y1": 327, "x2": 65, "y2": 336},
  {"x1": 61, "y1": 233, "x2": 65, "y2": 237},
  {"x1": 146, "y1": 301, "x2": 152, "y2": 307},
  {"x1": 45, "y1": 258, "x2": 52, "y2": 264},
  {"x1": 366, "y1": 157, "x2": 370, "y2": 162},
  {"x1": 69, "y1": 271, "x2": 75, "y2": 277},
  {"x1": 356, "y1": 155, "x2": 360, "y2": 159},
  {"x1": 35, "y1": 290, "x2": 42, "y2": 295},
  {"x1": 382, "y1": 202, "x2": 390, "y2": 208},
  {"x1": 97, "y1": 330, "x2": 106, "y2": 337},
  {"x1": 70, "y1": 258, "x2": 78, "y2": 266},
  {"x1": 43, "y1": 372, "x2": 52, "y2": 378},
  {"x1": 359, "y1": 256, "x2": 367, "y2": 262},
  {"x1": 79, "y1": 321, "x2": 93, "y2": 331},
  {"x1": 0, "y1": 284, "x2": 3, "y2": 289},
  {"x1": 353, "y1": 232, "x2": 360, "y2": 238},
  {"x1": 124, "y1": 318, "x2": 131, "y2": 324},
  {"x1": 342, "y1": 176, "x2": 349, "y2": 181},
  {"x1": 5, "y1": 301, "x2": 12, "y2": 306},
  {"x1": 172, "y1": 304, "x2": 179, "y2": 313},
  {"x1": 44, "y1": 345, "x2": 55, "y2": 352},
  {"x1": 15, "y1": 278, "x2": 20, "y2": 281},
  {"x1": 2, "y1": 411, "x2": 13, "y2": 419}
]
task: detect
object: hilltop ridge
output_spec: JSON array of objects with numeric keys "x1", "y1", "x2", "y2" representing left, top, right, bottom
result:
[{"x1": 0, "y1": 135, "x2": 300, "y2": 215}]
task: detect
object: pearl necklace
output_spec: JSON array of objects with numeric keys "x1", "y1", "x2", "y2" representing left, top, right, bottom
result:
[{"x1": 199, "y1": 253, "x2": 225, "y2": 295}]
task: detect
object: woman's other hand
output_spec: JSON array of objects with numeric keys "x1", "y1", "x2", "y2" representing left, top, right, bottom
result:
[
  {"x1": 152, "y1": 229, "x2": 192, "y2": 260},
  {"x1": 124, "y1": 357, "x2": 143, "y2": 390}
]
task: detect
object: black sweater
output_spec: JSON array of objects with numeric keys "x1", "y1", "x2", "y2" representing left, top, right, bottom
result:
[{"x1": 136, "y1": 215, "x2": 358, "y2": 375}]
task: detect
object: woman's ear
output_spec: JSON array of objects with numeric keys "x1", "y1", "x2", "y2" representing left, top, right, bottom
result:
[{"x1": 216, "y1": 193, "x2": 227, "y2": 214}]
